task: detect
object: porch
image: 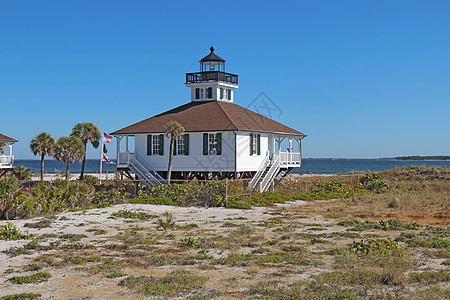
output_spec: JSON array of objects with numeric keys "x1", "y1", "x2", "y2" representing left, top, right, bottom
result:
[
  {"x1": 0, "y1": 154, "x2": 13, "y2": 169},
  {"x1": 0, "y1": 134, "x2": 17, "y2": 177},
  {"x1": 269, "y1": 135, "x2": 303, "y2": 168}
]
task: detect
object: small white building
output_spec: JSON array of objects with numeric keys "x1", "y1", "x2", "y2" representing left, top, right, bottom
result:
[
  {"x1": 112, "y1": 48, "x2": 307, "y2": 191},
  {"x1": 0, "y1": 133, "x2": 18, "y2": 178}
]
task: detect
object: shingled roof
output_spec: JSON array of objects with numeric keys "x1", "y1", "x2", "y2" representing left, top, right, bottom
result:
[
  {"x1": 111, "y1": 101, "x2": 306, "y2": 136},
  {"x1": 0, "y1": 133, "x2": 18, "y2": 143}
]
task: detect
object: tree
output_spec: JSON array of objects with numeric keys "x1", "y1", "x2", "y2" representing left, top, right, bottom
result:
[
  {"x1": 164, "y1": 121, "x2": 184, "y2": 184},
  {"x1": 0, "y1": 142, "x2": 6, "y2": 154},
  {"x1": 30, "y1": 132, "x2": 56, "y2": 181},
  {"x1": 54, "y1": 136, "x2": 85, "y2": 182},
  {"x1": 71, "y1": 122, "x2": 101, "y2": 180}
]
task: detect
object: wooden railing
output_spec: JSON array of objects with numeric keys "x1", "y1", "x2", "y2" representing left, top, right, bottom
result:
[
  {"x1": 0, "y1": 155, "x2": 13, "y2": 168},
  {"x1": 276, "y1": 152, "x2": 301, "y2": 167}
]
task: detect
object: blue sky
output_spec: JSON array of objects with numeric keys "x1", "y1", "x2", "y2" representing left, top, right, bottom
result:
[{"x1": 1, "y1": 0, "x2": 449, "y2": 159}]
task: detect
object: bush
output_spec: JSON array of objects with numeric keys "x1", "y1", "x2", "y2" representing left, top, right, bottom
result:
[
  {"x1": 349, "y1": 238, "x2": 403, "y2": 255},
  {"x1": 360, "y1": 173, "x2": 390, "y2": 193},
  {"x1": 134, "y1": 181, "x2": 226, "y2": 207},
  {"x1": 12, "y1": 165, "x2": 32, "y2": 181},
  {"x1": 7, "y1": 272, "x2": 52, "y2": 284},
  {"x1": 0, "y1": 223, "x2": 29, "y2": 240}
]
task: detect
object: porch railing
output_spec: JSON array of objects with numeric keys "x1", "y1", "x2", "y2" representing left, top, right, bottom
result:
[
  {"x1": 0, "y1": 155, "x2": 13, "y2": 168},
  {"x1": 277, "y1": 152, "x2": 301, "y2": 167}
]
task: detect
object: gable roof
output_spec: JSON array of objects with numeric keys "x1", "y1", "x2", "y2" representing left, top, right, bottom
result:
[
  {"x1": 0, "y1": 133, "x2": 18, "y2": 143},
  {"x1": 111, "y1": 101, "x2": 306, "y2": 136}
]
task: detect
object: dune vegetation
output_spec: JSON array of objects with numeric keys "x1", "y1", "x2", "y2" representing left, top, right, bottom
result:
[{"x1": 0, "y1": 166, "x2": 448, "y2": 299}]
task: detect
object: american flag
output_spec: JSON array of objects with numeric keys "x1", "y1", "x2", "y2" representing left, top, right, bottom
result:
[{"x1": 103, "y1": 133, "x2": 113, "y2": 143}]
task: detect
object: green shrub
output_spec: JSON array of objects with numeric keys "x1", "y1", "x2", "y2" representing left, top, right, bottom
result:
[
  {"x1": 339, "y1": 219, "x2": 422, "y2": 231},
  {"x1": 0, "y1": 223, "x2": 29, "y2": 240},
  {"x1": 24, "y1": 219, "x2": 52, "y2": 229},
  {"x1": 157, "y1": 212, "x2": 176, "y2": 234},
  {"x1": 119, "y1": 271, "x2": 209, "y2": 297},
  {"x1": 408, "y1": 271, "x2": 450, "y2": 284},
  {"x1": 180, "y1": 236, "x2": 198, "y2": 248},
  {"x1": 12, "y1": 165, "x2": 32, "y2": 181},
  {"x1": 1, "y1": 293, "x2": 42, "y2": 300},
  {"x1": 134, "y1": 181, "x2": 226, "y2": 207},
  {"x1": 7, "y1": 272, "x2": 52, "y2": 284},
  {"x1": 349, "y1": 238, "x2": 403, "y2": 255},
  {"x1": 112, "y1": 210, "x2": 156, "y2": 220},
  {"x1": 360, "y1": 173, "x2": 390, "y2": 193}
]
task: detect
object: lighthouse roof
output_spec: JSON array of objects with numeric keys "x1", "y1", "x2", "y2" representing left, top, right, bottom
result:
[
  {"x1": 200, "y1": 47, "x2": 225, "y2": 63},
  {"x1": 111, "y1": 101, "x2": 305, "y2": 136}
]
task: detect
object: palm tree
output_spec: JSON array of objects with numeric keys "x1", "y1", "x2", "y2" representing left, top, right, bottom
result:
[
  {"x1": 54, "y1": 136, "x2": 85, "y2": 182},
  {"x1": 30, "y1": 132, "x2": 56, "y2": 181},
  {"x1": 71, "y1": 122, "x2": 101, "y2": 180},
  {"x1": 164, "y1": 121, "x2": 184, "y2": 184},
  {"x1": 0, "y1": 142, "x2": 6, "y2": 154}
]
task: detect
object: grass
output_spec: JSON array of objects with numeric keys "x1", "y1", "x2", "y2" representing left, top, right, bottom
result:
[
  {"x1": 111, "y1": 209, "x2": 157, "y2": 220},
  {"x1": 408, "y1": 271, "x2": 450, "y2": 284},
  {"x1": 119, "y1": 271, "x2": 209, "y2": 297},
  {"x1": 7, "y1": 272, "x2": 52, "y2": 284},
  {"x1": 24, "y1": 219, "x2": 52, "y2": 229},
  {"x1": 0, "y1": 294, "x2": 42, "y2": 300}
]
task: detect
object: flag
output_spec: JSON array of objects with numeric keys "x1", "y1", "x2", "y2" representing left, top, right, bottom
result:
[
  {"x1": 102, "y1": 154, "x2": 110, "y2": 162},
  {"x1": 103, "y1": 144, "x2": 107, "y2": 153},
  {"x1": 103, "y1": 133, "x2": 113, "y2": 143}
]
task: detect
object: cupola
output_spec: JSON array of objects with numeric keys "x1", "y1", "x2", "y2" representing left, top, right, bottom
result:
[{"x1": 186, "y1": 47, "x2": 238, "y2": 102}]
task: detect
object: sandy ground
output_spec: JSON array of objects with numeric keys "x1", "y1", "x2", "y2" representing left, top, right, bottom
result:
[
  {"x1": 0, "y1": 202, "x2": 308, "y2": 299},
  {"x1": 1, "y1": 200, "x2": 448, "y2": 299}
]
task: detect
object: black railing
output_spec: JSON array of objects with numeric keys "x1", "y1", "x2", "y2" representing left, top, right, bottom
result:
[{"x1": 186, "y1": 71, "x2": 238, "y2": 85}]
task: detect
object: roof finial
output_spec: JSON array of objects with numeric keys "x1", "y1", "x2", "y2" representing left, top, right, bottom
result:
[{"x1": 210, "y1": 43, "x2": 215, "y2": 52}]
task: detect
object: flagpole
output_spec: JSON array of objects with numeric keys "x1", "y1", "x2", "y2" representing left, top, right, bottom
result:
[{"x1": 99, "y1": 130, "x2": 104, "y2": 184}]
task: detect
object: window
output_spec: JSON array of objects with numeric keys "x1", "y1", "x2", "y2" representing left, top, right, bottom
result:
[
  {"x1": 252, "y1": 134, "x2": 258, "y2": 154},
  {"x1": 152, "y1": 135, "x2": 160, "y2": 155},
  {"x1": 203, "y1": 133, "x2": 221, "y2": 155},
  {"x1": 250, "y1": 133, "x2": 261, "y2": 155},
  {"x1": 207, "y1": 87, "x2": 212, "y2": 99},
  {"x1": 176, "y1": 136, "x2": 184, "y2": 155},
  {"x1": 200, "y1": 88, "x2": 204, "y2": 99},
  {"x1": 208, "y1": 133, "x2": 217, "y2": 155}
]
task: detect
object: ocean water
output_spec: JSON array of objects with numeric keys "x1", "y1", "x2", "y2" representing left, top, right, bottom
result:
[{"x1": 14, "y1": 158, "x2": 450, "y2": 175}]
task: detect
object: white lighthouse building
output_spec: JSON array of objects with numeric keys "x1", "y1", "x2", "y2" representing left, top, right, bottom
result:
[{"x1": 112, "y1": 47, "x2": 306, "y2": 192}]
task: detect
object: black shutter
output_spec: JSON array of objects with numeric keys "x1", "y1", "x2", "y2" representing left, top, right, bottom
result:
[
  {"x1": 220, "y1": 88, "x2": 224, "y2": 99},
  {"x1": 250, "y1": 133, "x2": 254, "y2": 156},
  {"x1": 203, "y1": 133, "x2": 208, "y2": 155},
  {"x1": 217, "y1": 133, "x2": 222, "y2": 155},
  {"x1": 207, "y1": 87, "x2": 212, "y2": 99},
  {"x1": 227, "y1": 89, "x2": 231, "y2": 100},
  {"x1": 147, "y1": 135, "x2": 152, "y2": 156},
  {"x1": 257, "y1": 134, "x2": 261, "y2": 155},
  {"x1": 184, "y1": 134, "x2": 189, "y2": 155},
  {"x1": 159, "y1": 134, "x2": 164, "y2": 155},
  {"x1": 195, "y1": 88, "x2": 200, "y2": 99}
]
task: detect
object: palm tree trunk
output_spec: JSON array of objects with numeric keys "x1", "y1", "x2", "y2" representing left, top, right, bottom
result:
[
  {"x1": 40, "y1": 154, "x2": 45, "y2": 181},
  {"x1": 65, "y1": 161, "x2": 70, "y2": 182},
  {"x1": 167, "y1": 136, "x2": 174, "y2": 184},
  {"x1": 80, "y1": 143, "x2": 87, "y2": 180}
]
